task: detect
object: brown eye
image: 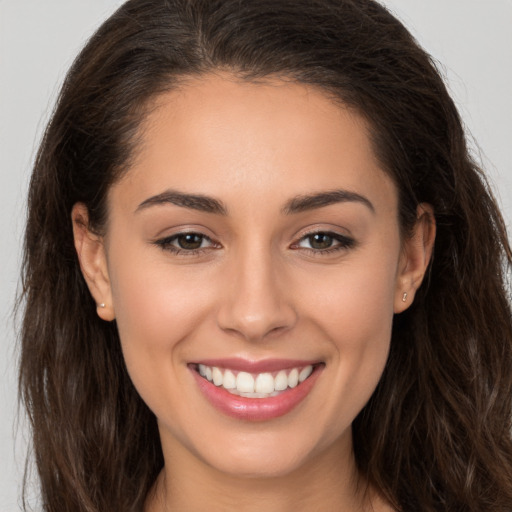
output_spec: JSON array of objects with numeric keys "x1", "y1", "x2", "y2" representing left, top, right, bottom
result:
[
  {"x1": 308, "y1": 233, "x2": 334, "y2": 250},
  {"x1": 295, "y1": 231, "x2": 355, "y2": 253},
  {"x1": 176, "y1": 233, "x2": 205, "y2": 250},
  {"x1": 154, "y1": 232, "x2": 215, "y2": 253}
]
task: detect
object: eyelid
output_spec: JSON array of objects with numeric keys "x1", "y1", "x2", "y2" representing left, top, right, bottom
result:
[
  {"x1": 151, "y1": 222, "x2": 217, "y2": 240},
  {"x1": 151, "y1": 225, "x2": 355, "y2": 256},
  {"x1": 290, "y1": 228, "x2": 356, "y2": 253},
  {"x1": 153, "y1": 230, "x2": 220, "y2": 255},
  {"x1": 292, "y1": 222, "x2": 353, "y2": 239}
]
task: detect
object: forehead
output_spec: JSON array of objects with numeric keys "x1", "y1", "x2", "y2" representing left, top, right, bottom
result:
[{"x1": 111, "y1": 73, "x2": 397, "y2": 215}]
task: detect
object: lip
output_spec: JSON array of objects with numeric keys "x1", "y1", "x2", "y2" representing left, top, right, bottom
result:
[{"x1": 190, "y1": 360, "x2": 324, "y2": 421}]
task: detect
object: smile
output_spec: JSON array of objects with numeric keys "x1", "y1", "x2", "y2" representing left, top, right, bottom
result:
[
  {"x1": 190, "y1": 360, "x2": 324, "y2": 421},
  {"x1": 198, "y1": 363, "x2": 314, "y2": 398}
]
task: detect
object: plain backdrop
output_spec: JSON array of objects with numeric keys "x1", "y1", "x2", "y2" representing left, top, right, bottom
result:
[{"x1": 1, "y1": 1, "x2": 511, "y2": 509}]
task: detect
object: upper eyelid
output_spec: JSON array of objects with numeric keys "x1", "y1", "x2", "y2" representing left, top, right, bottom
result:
[
  {"x1": 291, "y1": 230, "x2": 356, "y2": 250},
  {"x1": 159, "y1": 232, "x2": 215, "y2": 243},
  {"x1": 153, "y1": 228, "x2": 354, "y2": 249},
  {"x1": 292, "y1": 222, "x2": 353, "y2": 237},
  {"x1": 167, "y1": 231, "x2": 211, "y2": 240},
  {"x1": 152, "y1": 226, "x2": 216, "y2": 242},
  {"x1": 294, "y1": 228, "x2": 353, "y2": 242},
  {"x1": 299, "y1": 231, "x2": 349, "y2": 240}
]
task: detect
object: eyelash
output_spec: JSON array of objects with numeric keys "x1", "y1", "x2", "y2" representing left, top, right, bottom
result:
[
  {"x1": 154, "y1": 230, "x2": 355, "y2": 256},
  {"x1": 292, "y1": 231, "x2": 356, "y2": 254},
  {"x1": 153, "y1": 232, "x2": 218, "y2": 255}
]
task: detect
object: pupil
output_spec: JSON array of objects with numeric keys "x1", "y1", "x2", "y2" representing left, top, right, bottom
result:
[
  {"x1": 310, "y1": 233, "x2": 332, "y2": 249},
  {"x1": 178, "y1": 234, "x2": 203, "y2": 250}
]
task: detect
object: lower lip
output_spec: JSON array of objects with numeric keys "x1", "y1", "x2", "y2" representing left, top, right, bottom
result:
[{"x1": 191, "y1": 365, "x2": 323, "y2": 421}]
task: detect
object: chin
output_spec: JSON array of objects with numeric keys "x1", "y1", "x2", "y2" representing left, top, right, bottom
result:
[
  {"x1": 184, "y1": 421, "x2": 348, "y2": 481},
  {"x1": 206, "y1": 447, "x2": 313, "y2": 480}
]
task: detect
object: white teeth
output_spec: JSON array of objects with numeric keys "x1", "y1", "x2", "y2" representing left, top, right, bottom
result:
[
  {"x1": 236, "y1": 371, "x2": 255, "y2": 393},
  {"x1": 212, "y1": 367, "x2": 223, "y2": 386},
  {"x1": 196, "y1": 363, "x2": 316, "y2": 396},
  {"x1": 299, "y1": 365, "x2": 313, "y2": 382},
  {"x1": 255, "y1": 373, "x2": 275, "y2": 394},
  {"x1": 274, "y1": 370, "x2": 288, "y2": 391},
  {"x1": 288, "y1": 368, "x2": 299, "y2": 388},
  {"x1": 223, "y1": 370, "x2": 236, "y2": 389}
]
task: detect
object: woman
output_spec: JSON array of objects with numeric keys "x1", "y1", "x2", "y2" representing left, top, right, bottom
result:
[{"x1": 19, "y1": 0, "x2": 512, "y2": 510}]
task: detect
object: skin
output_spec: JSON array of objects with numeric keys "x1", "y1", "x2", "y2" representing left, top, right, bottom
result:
[{"x1": 73, "y1": 74, "x2": 435, "y2": 511}]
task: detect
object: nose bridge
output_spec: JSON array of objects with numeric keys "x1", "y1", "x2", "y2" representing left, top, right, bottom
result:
[{"x1": 217, "y1": 240, "x2": 296, "y2": 341}]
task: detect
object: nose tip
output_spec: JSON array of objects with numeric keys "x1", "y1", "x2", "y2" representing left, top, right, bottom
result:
[
  {"x1": 219, "y1": 302, "x2": 294, "y2": 341},
  {"x1": 219, "y1": 308, "x2": 294, "y2": 342},
  {"x1": 216, "y1": 262, "x2": 297, "y2": 342}
]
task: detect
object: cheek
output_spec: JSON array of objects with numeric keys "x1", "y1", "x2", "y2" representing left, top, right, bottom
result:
[
  {"x1": 106, "y1": 250, "x2": 216, "y2": 394},
  {"x1": 297, "y1": 248, "x2": 398, "y2": 420},
  {"x1": 303, "y1": 252, "x2": 397, "y2": 344}
]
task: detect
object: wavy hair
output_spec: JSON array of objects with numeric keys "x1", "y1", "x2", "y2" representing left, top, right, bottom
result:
[{"x1": 19, "y1": 0, "x2": 512, "y2": 510}]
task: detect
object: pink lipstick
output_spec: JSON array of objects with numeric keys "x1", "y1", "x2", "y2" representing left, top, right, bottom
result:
[{"x1": 189, "y1": 359, "x2": 324, "y2": 421}]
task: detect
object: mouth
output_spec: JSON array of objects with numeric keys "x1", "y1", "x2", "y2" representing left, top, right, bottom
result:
[
  {"x1": 193, "y1": 363, "x2": 316, "y2": 397},
  {"x1": 189, "y1": 359, "x2": 324, "y2": 421}
]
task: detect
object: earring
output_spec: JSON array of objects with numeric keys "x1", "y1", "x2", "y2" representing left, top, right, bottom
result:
[
  {"x1": 402, "y1": 292, "x2": 408, "y2": 302},
  {"x1": 99, "y1": 303, "x2": 106, "y2": 308}
]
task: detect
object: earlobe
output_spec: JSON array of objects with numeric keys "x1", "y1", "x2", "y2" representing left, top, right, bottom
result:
[
  {"x1": 394, "y1": 203, "x2": 436, "y2": 313},
  {"x1": 71, "y1": 203, "x2": 115, "y2": 321}
]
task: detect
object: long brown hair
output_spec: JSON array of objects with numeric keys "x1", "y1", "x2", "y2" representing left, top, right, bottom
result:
[{"x1": 19, "y1": 0, "x2": 512, "y2": 510}]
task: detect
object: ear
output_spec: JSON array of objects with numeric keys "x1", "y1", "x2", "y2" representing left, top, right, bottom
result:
[
  {"x1": 72, "y1": 203, "x2": 115, "y2": 321},
  {"x1": 394, "y1": 203, "x2": 436, "y2": 313}
]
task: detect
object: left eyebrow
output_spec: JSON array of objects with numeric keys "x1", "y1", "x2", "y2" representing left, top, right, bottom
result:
[{"x1": 282, "y1": 189, "x2": 375, "y2": 215}]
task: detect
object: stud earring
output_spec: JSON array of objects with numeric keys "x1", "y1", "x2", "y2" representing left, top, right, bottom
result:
[
  {"x1": 99, "y1": 303, "x2": 106, "y2": 308},
  {"x1": 402, "y1": 292, "x2": 408, "y2": 302}
]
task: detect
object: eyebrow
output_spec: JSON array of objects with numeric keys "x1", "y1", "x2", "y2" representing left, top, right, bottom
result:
[
  {"x1": 136, "y1": 190, "x2": 228, "y2": 215},
  {"x1": 282, "y1": 189, "x2": 375, "y2": 215},
  {"x1": 135, "y1": 188, "x2": 374, "y2": 216}
]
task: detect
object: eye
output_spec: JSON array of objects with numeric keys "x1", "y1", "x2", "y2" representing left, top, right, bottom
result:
[
  {"x1": 173, "y1": 233, "x2": 208, "y2": 250},
  {"x1": 293, "y1": 231, "x2": 355, "y2": 253},
  {"x1": 154, "y1": 232, "x2": 217, "y2": 254},
  {"x1": 301, "y1": 233, "x2": 335, "y2": 250}
]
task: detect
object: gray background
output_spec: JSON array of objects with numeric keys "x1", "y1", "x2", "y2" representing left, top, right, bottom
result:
[{"x1": 1, "y1": 1, "x2": 511, "y2": 509}]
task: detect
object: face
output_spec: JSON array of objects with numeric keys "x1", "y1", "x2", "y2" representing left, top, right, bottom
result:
[{"x1": 74, "y1": 74, "x2": 431, "y2": 480}]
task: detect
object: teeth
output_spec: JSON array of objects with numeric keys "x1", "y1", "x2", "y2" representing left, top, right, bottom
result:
[
  {"x1": 197, "y1": 364, "x2": 315, "y2": 397},
  {"x1": 236, "y1": 372, "x2": 255, "y2": 393},
  {"x1": 212, "y1": 367, "x2": 223, "y2": 386},
  {"x1": 255, "y1": 373, "x2": 274, "y2": 394},
  {"x1": 223, "y1": 370, "x2": 236, "y2": 389},
  {"x1": 274, "y1": 370, "x2": 288, "y2": 391},
  {"x1": 288, "y1": 368, "x2": 299, "y2": 388},
  {"x1": 299, "y1": 365, "x2": 313, "y2": 382}
]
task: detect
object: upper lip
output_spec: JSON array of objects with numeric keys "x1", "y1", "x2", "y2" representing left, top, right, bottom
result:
[{"x1": 190, "y1": 358, "x2": 322, "y2": 373}]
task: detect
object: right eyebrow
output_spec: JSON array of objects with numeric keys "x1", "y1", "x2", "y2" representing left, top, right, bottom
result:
[{"x1": 135, "y1": 189, "x2": 228, "y2": 215}]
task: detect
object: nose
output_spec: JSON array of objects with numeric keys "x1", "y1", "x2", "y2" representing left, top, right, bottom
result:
[{"x1": 216, "y1": 246, "x2": 297, "y2": 342}]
